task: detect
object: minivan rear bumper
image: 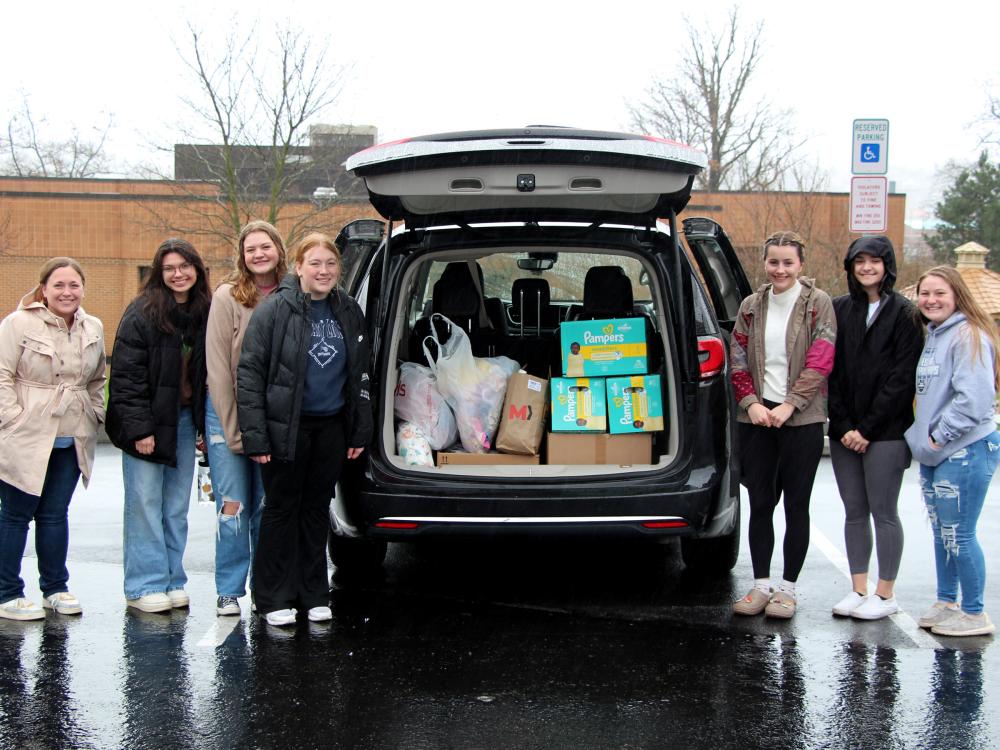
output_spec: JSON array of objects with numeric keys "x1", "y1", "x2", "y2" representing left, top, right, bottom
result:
[{"x1": 337, "y1": 467, "x2": 737, "y2": 542}]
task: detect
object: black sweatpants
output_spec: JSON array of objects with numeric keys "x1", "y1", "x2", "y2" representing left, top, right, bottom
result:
[
  {"x1": 739, "y1": 419, "x2": 824, "y2": 582},
  {"x1": 254, "y1": 414, "x2": 346, "y2": 614}
]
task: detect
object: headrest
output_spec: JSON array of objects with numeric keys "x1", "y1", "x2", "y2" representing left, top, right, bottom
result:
[
  {"x1": 582, "y1": 266, "x2": 633, "y2": 317},
  {"x1": 432, "y1": 262, "x2": 484, "y2": 325},
  {"x1": 512, "y1": 278, "x2": 551, "y2": 309}
]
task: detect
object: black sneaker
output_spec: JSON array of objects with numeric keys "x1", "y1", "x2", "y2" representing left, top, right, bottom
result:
[{"x1": 216, "y1": 596, "x2": 241, "y2": 616}]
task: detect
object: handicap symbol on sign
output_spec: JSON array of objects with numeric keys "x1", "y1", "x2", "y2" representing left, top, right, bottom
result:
[{"x1": 860, "y1": 143, "x2": 880, "y2": 162}]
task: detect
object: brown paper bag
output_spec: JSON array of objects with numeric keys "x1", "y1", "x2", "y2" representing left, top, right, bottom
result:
[{"x1": 495, "y1": 372, "x2": 548, "y2": 455}]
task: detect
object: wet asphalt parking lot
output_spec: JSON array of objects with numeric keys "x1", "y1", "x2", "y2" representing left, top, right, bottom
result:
[{"x1": 1, "y1": 443, "x2": 998, "y2": 749}]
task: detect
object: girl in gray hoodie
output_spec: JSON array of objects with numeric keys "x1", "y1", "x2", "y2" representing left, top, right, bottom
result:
[{"x1": 905, "y1": 266, "x2": 1000, "y2": 637}]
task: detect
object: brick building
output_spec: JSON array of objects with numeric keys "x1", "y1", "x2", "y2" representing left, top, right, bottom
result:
[
  {"x1": 1, "y1": 176, "x2": 907, "y2": 353},
  {"x1": 0, "y1": 176, "x2": 376, "y2": 353}
]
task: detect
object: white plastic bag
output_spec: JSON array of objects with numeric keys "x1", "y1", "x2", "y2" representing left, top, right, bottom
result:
[
  {"x1": 423, "y1": 314, "x2": 519, "y2": 453},
  {"x1": 394, "y1": 361, "x2": 458, "y2": 450},
  {"x1": 396, "y1": 422, "x2": 434, "y2": 467}
]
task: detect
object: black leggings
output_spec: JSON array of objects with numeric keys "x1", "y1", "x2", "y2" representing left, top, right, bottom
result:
[{"x1": 739, "y1": 420, "x2": 824, "y2": 582}]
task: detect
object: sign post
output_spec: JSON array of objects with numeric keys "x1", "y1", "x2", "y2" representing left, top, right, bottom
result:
[{"x1": 850, "y1": 119, "x2": 889, "y2": 234}]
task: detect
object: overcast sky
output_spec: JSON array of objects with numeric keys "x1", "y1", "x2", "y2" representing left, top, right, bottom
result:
[{"x1": 3, "y1": 1, "x2": 998, "y2": 224}]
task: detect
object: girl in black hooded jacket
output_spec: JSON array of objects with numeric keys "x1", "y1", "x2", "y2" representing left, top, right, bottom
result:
[{"x1": 828, "y1": 235, "x2": 923, "y2": 620}]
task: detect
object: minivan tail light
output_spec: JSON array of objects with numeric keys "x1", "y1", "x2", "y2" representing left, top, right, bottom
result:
[
  {"x1": 642, "y1": 520, "x2": 689, "y2": 529},
  {"x1": 697, "y1": 336, "x2": 726, "y2": 379},
  {"x1": 374, "y1": 521, "x2": 419, "y2": 530}
]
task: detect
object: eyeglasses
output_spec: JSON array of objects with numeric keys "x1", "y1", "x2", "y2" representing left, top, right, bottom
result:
[{"x1": 163, "y1": 262, "x2": 194, "y2": 274}]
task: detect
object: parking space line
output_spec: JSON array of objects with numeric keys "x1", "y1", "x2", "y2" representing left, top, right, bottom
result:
[
  {"x1": 809, "y1": 522, "x2": 938, "y2": 649},
  {"x1": 196, "y1": 616, "x2": 243, "y2": 648}
]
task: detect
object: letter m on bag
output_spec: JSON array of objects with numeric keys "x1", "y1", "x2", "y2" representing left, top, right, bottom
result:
[{"x1": 509, "y1": 404, "x2": 532, "y2": 421}]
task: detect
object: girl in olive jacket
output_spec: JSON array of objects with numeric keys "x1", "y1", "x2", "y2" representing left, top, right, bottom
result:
[{"x1": 730, "y1": 231, "x2": 836, "y2": 620}]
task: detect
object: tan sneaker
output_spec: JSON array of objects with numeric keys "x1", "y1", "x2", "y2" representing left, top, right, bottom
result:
[
  {"x1": 931, "y1": 612, "x2": 995, "y2": 637},
  {"x1": 0, "y1": 597, "x2": 45, "y2": 621},
  {"x1": 733, "y1": 588, "x2": 770, "y2": 616},
  {"x1": 43, "y1": 591, "x2": 82, "y2": 615},
  {"x1": 765, "y1": 591, "x2": 797, "y2": 619},
  {"x1": 917, "y1": 602, "x2": 960, "y2": 629}
]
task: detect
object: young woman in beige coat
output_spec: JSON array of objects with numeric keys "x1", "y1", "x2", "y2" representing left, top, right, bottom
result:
[
  {"x1": 205, "y1": 220, "x2": 287, "y2": 617},
  {"x1": 0, "y1": 258, "x2": 106, "y2": 620}
]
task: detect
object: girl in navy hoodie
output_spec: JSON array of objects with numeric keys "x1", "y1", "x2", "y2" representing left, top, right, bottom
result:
[{"x1": 905, "y1": 266, "x2": 1000, "y2": 637}]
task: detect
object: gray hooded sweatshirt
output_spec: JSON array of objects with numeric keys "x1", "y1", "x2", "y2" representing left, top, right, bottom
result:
[{"x1": 904, "y1": 312, "x2": 997, "y2": 467}]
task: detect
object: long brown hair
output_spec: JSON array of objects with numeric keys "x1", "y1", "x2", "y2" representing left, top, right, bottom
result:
[
  {"x1": 139, "y1": 238, "x2": 211, "y2": 334},
  {"x1": 32, "y1": 257, "x2": 86, "y2": 304},
  {"x1": 917, "y1": 265, "x2": 1000, "y2": 390},
  {"x1": 228, "y1": 220, "x2": 288, "y2": 308}
]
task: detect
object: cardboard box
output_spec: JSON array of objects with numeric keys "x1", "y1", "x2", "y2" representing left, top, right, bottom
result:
[
  {"x1": 606, "y1": 375, "x2": 665, "y2": 434},
  {"x1": 546, "y1": 433, "x2": 653, "y2": 465},
  {"x1": 560, "y1": 318, "x2": 647, "y2": 377},
  {"x1": 550, "y1": 377, "x2": 607, "y2": 432},
  {"x1": 437, "y1": 451, "x2": 541, "y2": 466}
]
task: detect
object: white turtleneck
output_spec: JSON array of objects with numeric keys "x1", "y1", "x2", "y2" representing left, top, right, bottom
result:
[{"x1": 762, "y1": 280, "x2": 802, "y2": 403}]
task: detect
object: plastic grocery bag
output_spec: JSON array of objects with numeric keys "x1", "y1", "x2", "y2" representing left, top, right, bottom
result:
[
  {"x1": 396, "y1": 422, "x2": 434, "y2": 467},
  {"x1": 423, "y1": 314, "x2": 519, "y2": 453},
  {"x1": 394, "y1": 361, "x2": 458, "y2": 450}
]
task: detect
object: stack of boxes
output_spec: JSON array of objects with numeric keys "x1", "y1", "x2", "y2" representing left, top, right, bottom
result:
[{"x1": 548, "y1": 318, "x2": 660, "y2": 465}]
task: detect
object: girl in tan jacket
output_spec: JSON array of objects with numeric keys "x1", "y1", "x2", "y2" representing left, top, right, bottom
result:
[
  {"x1": 0, "y1": 258, "x2": 106, "y2": 620},
  {"x1": 205, "y1": 221, "x2": 287, "y2": 616}
]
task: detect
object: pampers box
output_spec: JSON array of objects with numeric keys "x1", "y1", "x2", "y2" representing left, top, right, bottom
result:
[
  {"x1": 560, "y1": 318, "x2": 647, "y2": 377},
  {"x1": 606, "y1": 375, "x2": 664, "y2": 434},
  {"x1": 550, "y1": 377, "x2": 607, "y2": 432}
]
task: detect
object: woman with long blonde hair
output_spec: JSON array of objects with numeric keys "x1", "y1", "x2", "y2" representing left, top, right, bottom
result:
[
  {"x1": 905, "y1": 265, "x2": 1000, "y2": 637},
  {"x1": 205, "y1": 220, "x2": 288, "y2": 616}
]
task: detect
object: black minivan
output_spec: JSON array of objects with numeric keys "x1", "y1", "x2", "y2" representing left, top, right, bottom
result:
[{"x1": 330, "y1": 127, "x2": 751, "y2": 574}]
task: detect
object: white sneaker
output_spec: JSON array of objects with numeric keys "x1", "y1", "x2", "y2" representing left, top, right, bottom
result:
[
  {"x1": 0, "y1": 597, "x2": 45, "y2": 621},
  {"x1": 851, "y1": 595, "x2": 898, "y2": 620},
  {"x1": 166, "y1": 589, "x2": 190, "y2": 608},
  {"x1": 126, "y1": 593, "x2": 172, "y2": 613},
  {"x1": 832, "y1": 591, "x2": 866, "y2": 617},
  {"x1": 265, "y1": 608, "x2": 297, "y2": 626},
  {"x1": 307, "y1": 606, "x2": 332, "y2": 622},
  {"x1": 43, "y1": 591, "x2": 82, "y2": 616}
]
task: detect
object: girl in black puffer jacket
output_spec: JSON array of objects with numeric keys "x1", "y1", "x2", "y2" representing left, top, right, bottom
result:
[
  {"x1": 107, "y1": 238, "x2": 210, "y2": 614},
  {"x1": 237, "y1": 232, "x2": 372, "y2": 627}
]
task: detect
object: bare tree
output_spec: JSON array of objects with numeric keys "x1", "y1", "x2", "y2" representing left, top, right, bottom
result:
[
  {"x1": 629, "y1": 8, "x2": 802, "y2": 192},
  {"x1": 1, "y1": 95, "x2": 112, "y2": 178},
  {"x1": 141, "y1": 21, "x2": 356, "y2": 247}
]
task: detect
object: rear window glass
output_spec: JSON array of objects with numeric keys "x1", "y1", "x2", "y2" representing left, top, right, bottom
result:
[{"x1": 419, "y1": 252, "x2": 652, "y2": 310}]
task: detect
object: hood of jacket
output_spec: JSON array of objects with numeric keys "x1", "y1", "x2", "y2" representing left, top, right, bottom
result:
[
  {"x1": 17, "y1": 295, "x2": 88, "y2": 329},
  {"x1": 844, "y1": 235, "x2": 897, "y2": 300}
]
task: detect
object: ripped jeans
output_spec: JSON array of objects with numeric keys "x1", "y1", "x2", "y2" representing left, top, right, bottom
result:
[
  {"x1": 919, "y1": 432, "x2": 1000, "y2": 615},
  {"x1": 205, "y1": 396, "x2": 265, "y2": 599}
]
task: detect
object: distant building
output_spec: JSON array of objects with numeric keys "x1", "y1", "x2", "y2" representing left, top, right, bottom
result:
[
  {"x1": 173, "y1": 124, "x2": 377, "y2": 201},
  {"x1": 900, "y1": 241, "x2": 1000, "y2": 322}
]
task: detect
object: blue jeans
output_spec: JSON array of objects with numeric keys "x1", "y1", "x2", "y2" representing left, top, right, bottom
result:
[
  {"x1": 0, "y1": 447, "x2": 81, "y2": 601},
  {"x1": 205, "y1": 395, "x2": 264, "y2": 598},
  {"x1": 122, "y1": 408, "x2": 196, "y2": 600},
  {"x1": 919, "y1": 432, "x2": 1000, "y2": 615}
]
